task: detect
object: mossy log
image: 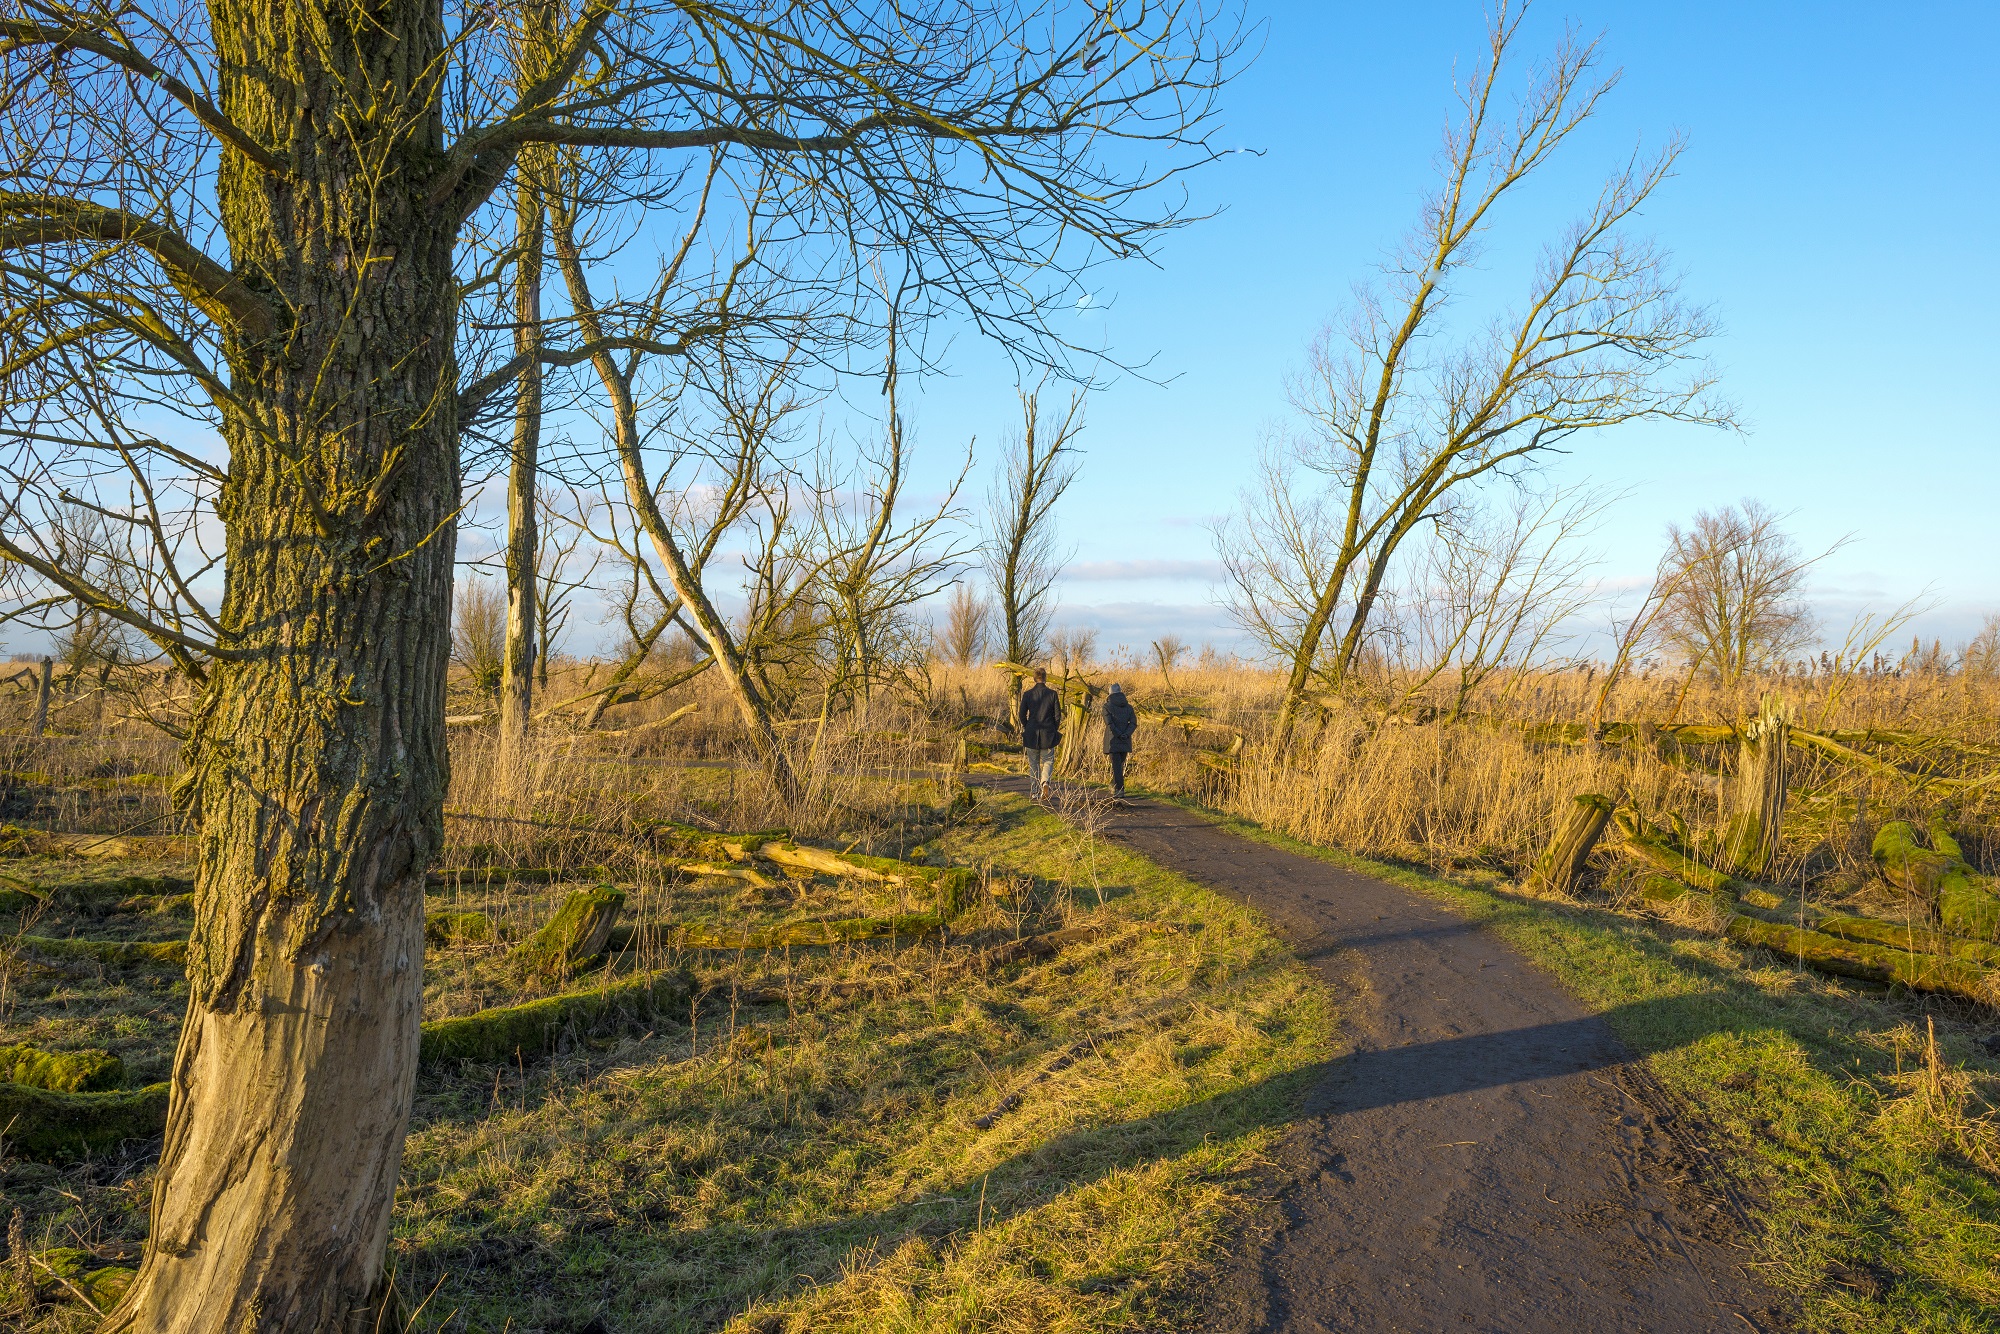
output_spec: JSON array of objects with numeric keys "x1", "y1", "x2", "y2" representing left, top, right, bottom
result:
[
  {"x1": 671, "y1": 911, "x2": 946, "y2": 950},
  {"x1": 512, "y1": 886, "x2": 625, "y2": 972},
  {"x1": 9, "y1": 934, "x2": 187, "y2": 966},
  {"x1": 1632, "y1": 876, "x2": 1999, "y2": 1005},
  {"x1": 755, "y1": 843, "x2": 977, "y2": 919},
  {"x1": 680, "y1": 862, "x2": 779, "y2": 889},
  {"x1": 417, "y1": 970, "x2": 694, "y2": 1068},
  {"x1": 0, "y1": 874, "x2": 195, "y2": 915},
  {"x1": 425, "y1": 867, "x2": 568, "y2": 888},
  {"x1": 1613, "y1": 809, "x2": 1738, "y2": 897},
  {"x1": 424, "y1": 911, "x2": 495, "y2": 947},
  {"x1": 0, "y1": 1043, "x2": 123, "y2": 1092},
  {"x1": 1814, "y1": 915, "x2": 2000, "y2": 968},
  {"x1": 0, "y1": 1082, "x2": 169, "y2": 1160},
  {"x1": 1529, "y1": 794, "x2": 1613, "y2": 896},
  {"x1": 1871, "y1": 821, "x2": 2000, "y2": 940}
]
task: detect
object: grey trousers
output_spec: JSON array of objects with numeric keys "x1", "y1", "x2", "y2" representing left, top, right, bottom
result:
[{"x1": 1025, "y1": 747, "x2": 1056, "y2": 790}]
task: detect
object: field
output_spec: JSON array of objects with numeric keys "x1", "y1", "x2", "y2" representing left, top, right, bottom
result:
[{"x1": 2, "y1": 653, "x2": 1999, "y2": 1330}]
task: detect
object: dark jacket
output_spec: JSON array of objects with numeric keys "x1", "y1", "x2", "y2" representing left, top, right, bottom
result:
[
  {"x1": 1102, "y1": 691, "x2": 1138, "y2": 754},
  {"x1": 1019, "y1": 683, "x2": 1063, "y2": 751}
]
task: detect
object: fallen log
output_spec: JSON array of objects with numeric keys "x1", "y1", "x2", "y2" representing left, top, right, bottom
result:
[
  {"x1": 1632, "y1": 876, "x2": 2000, "y2": 1005},
  {"x1": 0, "y1": 1083, "x2": 169, "y2": 1160},
  {"x1": 1814, "y1": 915, "x2": 2000, "y2": 968},
  {"x1": 671, "y1": 911, "x2": 946, "y2": 951},
  {"x1": 1529, "y1": 794, "x2": 1613, "y2": 896},
  {"x1": 417, "y1": 970, "x2": 695, "y2": 1068},
  {"x1": 8, "y1": 934, "x2": 187, "y2": 967},
  {"x1": 0, "y1": 1043, "x2": 123, "y2": 1092},
  {"x1": 1872, "y1": 821, "x2": 2000, "y2": 940}
]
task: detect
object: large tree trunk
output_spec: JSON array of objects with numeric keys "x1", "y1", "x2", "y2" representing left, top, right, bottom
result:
[
  {"x1": 105, "y1": 1, "x2": 455, "y2": 1326},
  {"x1": 499, "y1": 167, "x2": 544, "y2": 788}
]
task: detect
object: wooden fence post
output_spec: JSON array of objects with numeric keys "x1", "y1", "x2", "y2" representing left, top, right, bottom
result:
[{"x1": 29, "y1": 656, "x2": 52, "y2": 737}]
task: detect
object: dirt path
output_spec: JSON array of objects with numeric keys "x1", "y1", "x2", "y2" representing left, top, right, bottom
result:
[{"x1": 1082, "y1": 792, "x2": 1784, "y2": 1332}]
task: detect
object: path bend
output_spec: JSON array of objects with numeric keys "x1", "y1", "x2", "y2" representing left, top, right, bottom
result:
[{"x1": 1069, "y1": 788, "x2": 1784, "y2": 1332}]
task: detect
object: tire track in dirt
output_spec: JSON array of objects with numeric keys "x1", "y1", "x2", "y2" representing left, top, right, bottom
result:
[{"x1": 1084, "y1": 793, "x2": 1787, "y2": 1333}]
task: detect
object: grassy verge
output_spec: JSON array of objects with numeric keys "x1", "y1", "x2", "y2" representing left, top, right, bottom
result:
[
  {"x1": 391, "y1": 786, "x2": 1330, "y2": 1332},
  {"x1": 1, "y1": 788, "x2": 1331, "y2": 1331},
  {"x1": 1139, "y1": 787, "x2": 2000, "y2": 1334}
]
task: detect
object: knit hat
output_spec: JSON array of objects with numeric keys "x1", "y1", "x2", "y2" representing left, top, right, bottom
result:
[{"x1": 1109, "y1": 682, "x2": 1123, "y2": 694}]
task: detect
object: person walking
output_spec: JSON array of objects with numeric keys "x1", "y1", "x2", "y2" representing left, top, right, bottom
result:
[
  {"x1": 1019, "y1": 667, "x2": 1062, "y2": 800},
  {"x1": 1102, "y1": 681, "x2": 1137, "y2": 798}
]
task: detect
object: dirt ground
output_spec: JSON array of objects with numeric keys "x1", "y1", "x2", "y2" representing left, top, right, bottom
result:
[{"x1": 1081, "y1": 790, "x2": 1790, "y2": 1333}]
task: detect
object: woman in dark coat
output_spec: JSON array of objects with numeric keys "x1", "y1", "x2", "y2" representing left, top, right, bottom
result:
[{"x1": 1102, "y1": 682, "x2": 1138, "y2": 797}]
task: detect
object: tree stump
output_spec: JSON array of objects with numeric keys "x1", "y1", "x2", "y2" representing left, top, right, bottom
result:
[
  {"x1": 1724, "y1": 697, "x2": 1790, "y2": 878},
  {"x1": 1529, "y1": 793, "x2": 1613, "y2": 896},
  {"x1": 513, "y1": 887, "x2": 625, "y2": 974}
]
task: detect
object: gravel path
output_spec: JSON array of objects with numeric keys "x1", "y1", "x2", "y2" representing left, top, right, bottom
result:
[{"x1": 1088, "y1": 793, "x2": 1786, "y2": 1333}]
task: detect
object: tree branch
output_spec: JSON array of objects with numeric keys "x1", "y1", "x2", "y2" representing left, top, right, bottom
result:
[{"x1": 0, "y1": 194, "x2": 276, "y2": 340}]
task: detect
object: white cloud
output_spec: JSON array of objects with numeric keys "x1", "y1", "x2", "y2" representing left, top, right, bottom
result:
[{"x1": 1066, "y1": 559, "x2": 1226, "y2": 583}]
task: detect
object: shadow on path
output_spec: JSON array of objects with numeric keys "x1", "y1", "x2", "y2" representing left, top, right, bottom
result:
[{"x1": 975, "y1": 778, "x2": 1788, "y2": 1334}]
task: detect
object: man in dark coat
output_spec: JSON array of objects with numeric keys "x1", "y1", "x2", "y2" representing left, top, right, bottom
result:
[
  {"x1": 1018, "y1": 667, "x2": 1062, "y2": 799},
  {"x1": 1102, "y1": 682, "x2": 1137, "y2": 797}
]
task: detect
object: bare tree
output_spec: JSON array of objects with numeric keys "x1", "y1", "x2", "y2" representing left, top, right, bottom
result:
[
  {"x1": 451, "y1": 579, "x2": 508, "y2": 697},
  {"x1": 0, "y1": 0, "x2": 1241, "y2": 1321},
  {"x1": 940, "y1": 583, "x2": 993, "y2": 668},
  {"x1": 1382, "y1": 486, "x2": 1605, "y2": 719},
  {"x1": 1218, "y1": 3, "x2": 1734, "y2": 751},
  {"x1": 985, "y1": 385, "x2": 1084, "y2": 719},
  {"x1": 1657, "y1": 499, "x2": 1835, "y2": 686},
  {"x1": 803, "y1": 345, "x2": 971, "y2": 737},
  {"x1": 1963, "y1": 615, "x2": 2000, "y2": 679}
]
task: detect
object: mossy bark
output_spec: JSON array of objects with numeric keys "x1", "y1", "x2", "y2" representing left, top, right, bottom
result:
[
  {"x1": 1633, "y1": 877, "x2": 1999, "y2": 1005},
  {"x1": 106, "y1": 1, "x2": 459, "y2": 1325},
  {"x1": 514, "y1": 887, "x2": 625, "y2": 973},
  {"x1": 1872, "y1": 821, "x2": 2000, "y2": 941},
  {"x1": 1529, "y1": 793, "x2": 1612, "y2": 896}
]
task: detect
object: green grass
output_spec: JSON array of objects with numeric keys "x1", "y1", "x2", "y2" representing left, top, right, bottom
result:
[
  {"x1": 1139, "y1": 787, "x2": 2000, "y2": 1333},
  {"x1": 388, "y1": 788, "x2": 1331, "y2": 1332}
]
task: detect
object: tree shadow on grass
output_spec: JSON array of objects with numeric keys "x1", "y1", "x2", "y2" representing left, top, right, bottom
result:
[{"x1": 400, "y1": 989, "x2": 1754, "y2": 1333}]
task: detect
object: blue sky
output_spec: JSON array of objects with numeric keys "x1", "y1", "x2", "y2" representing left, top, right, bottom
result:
[{"x1": 895, "y1": 0, "x2": 2000, "y2": 659}]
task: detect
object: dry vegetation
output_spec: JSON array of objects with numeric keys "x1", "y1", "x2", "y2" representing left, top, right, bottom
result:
[
  {"x1": 0, "y1": 669, "x2": 1326, "y2": 1331},
  {"x1": 4, "y1": 640, "x2": 2000, "y2": 1329}
]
